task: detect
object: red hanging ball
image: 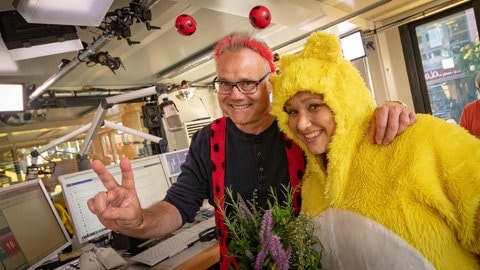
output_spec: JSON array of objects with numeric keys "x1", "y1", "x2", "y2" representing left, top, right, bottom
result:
[
  {"x1": 175, "y1": 14, "x2": 197, "y2": 36},
  {"x1": 249, "y1": 5, "x2": 271, "y2": 29}
]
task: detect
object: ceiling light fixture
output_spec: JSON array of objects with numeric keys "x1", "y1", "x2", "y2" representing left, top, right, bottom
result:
[
  {"x1": 0, "y1": 10, "x2": 83, "y2": 60},
  {"x1": 174, "y1": 80, "x2": 211, "y2": 119},
  {"x1": 12, "y1": 0, "x2": 114, "y2": 26},
  {"x1": 174, "y1": 80, "x2": 196, "y2": 102},
  {"x1": 99, "y1": 2, "x2": 161, "y2": 45}
]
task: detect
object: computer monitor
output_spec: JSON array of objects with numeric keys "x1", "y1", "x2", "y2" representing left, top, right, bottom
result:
[
  {"x1": 0, "y1": 179, "x2": 71, "y2": 270},
  {"x1": 59, "y1": 154, "x2": 170, "y2": 244},
  {"x1": 159, "y1": 148, "x2": 188, "y2": 178}
]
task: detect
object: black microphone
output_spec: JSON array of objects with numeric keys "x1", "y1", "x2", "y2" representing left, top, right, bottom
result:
[
  {"x1": 26, "y1": 165, "x2": 40, "y2": 180},
  {"x1": 157, "y1": 84, "x2": 183, "y2": 132}
]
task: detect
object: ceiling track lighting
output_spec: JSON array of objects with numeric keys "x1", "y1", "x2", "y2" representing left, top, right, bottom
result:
[
  {"x1": 98, "y1": 0, "x2": 161, "y2": 45},
  {"x1": 27, "y1": 0, "x2": 164, "y2": 102},
  {"x1": 85, "y1": 51, "x2": 125, "y2": 74}
]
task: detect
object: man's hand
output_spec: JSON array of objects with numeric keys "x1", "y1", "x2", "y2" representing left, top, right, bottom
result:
[
  {"x1": 87, "y1": 157, "x2": 143, "y2": 235},
  {"x1": 370, "y1": 101, "x2": 417, "y2": 145}
]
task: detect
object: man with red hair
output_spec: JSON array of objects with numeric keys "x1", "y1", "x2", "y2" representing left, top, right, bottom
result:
[{"x1": 87, "y1": 32, "x2": 416, "y2": 269}]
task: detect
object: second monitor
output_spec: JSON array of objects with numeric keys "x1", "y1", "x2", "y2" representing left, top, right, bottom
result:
[
  {"x1": 59, "y1": 154, "x2": 170, "y2": 245},
  {"x1": 159, "y1": 148, "x2": 188, "y2": 179}
]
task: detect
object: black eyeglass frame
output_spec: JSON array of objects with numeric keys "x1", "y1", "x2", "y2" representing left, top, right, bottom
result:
[{"x1": 212, "y1": 72, "x2": 270, "y2": 95}]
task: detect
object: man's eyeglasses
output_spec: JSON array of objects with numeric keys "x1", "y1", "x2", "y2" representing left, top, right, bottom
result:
[{"x1": 213, "y1": 72, "x2": 270, "y2": 95}]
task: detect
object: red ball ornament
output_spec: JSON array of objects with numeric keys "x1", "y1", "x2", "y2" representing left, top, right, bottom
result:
[
  {"x1": 175, "y1": 14, "x2": 197, "y2": 36},
  {"x1": 249, "y1": 5, "x2": 271, "y2": 29}
]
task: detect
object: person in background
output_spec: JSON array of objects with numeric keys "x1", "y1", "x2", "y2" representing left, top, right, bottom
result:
[
  {"x1": 459, "y1": 72, "x2": 480, "y2": 137},
  {"x1": 87, "y1": 32, "x2": 417, "y2": 268},
  {"x1": 270, "y1": 31, "x2": 480, "y2": 270}
]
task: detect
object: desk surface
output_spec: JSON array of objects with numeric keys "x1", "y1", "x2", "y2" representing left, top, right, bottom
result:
[
  {"x1": 126, "y1": 241, "x2": 219, "y2": 270},
  {"x1": 160, "y1": 242, "x2": 219, "y2": 270}
]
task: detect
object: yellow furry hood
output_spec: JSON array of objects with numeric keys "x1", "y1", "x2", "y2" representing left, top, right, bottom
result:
[
  {"x1": 271, "y1": 31, "x2": 377, "y2": 198},
  {"x1": 271, "y1": 32, "x2": 376, "y2": 159}
]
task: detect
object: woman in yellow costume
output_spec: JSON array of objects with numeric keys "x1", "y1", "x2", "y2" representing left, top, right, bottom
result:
[{"x1": 270, "y1": 32, "x2": 480, "y2": 269}]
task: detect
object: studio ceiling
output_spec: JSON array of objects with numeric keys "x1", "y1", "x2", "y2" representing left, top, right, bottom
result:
[{"x1": 0, "y1": 0, "x2": 457, "y2": 152}]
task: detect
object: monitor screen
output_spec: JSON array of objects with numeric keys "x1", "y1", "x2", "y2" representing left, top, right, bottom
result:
[
  {"x1": 159, "y1": 148, "x2": 188, "y2": 178},
  {"x1": 59, "y1": 154, "x2": 170, "y2": 244},
  {"x1": 0, "y1": 84, "x2": 26, "y2": 112},
  {"x1": 0, "y1": 179, "x2": 71, "y2": 270},
  {"x1": 339, "y1": 31, "x2": 366, "y2": 61}
]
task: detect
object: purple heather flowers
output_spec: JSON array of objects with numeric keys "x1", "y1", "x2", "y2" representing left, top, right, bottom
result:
[
  {"x1": 255, "y1": 209, "x2": 291, "y2": 270},
  {"x1": 219, "y1": 185, "x2": 323, "y2": 270}
]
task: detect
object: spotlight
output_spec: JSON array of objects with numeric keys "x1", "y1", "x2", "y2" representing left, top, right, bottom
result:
[
  {"x1": 174, "y1": 80, "x2": 196, "y2": 101},
  {"x1": 86, "y1": 51, "x2": 125, "y2": 74},
  {"x1": 99, "y1": 1, "x2": 160, "y2": 45}
]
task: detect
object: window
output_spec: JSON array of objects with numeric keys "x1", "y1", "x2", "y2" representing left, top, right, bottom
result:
[{"x1": 401, "y1": 2, "x2": 480, "y2": 123}]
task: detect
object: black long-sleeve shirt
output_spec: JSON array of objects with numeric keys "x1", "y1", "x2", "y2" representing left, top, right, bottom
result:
[{"x1": 163, "y1": 118, "x2": 291, "y2": 224}]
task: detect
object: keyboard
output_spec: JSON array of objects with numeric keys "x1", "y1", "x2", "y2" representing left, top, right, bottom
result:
[
  {"x1": 53, "y1": 258, "x2": 79, "y2": 270},
  {"x1": 130, "y1": 217, "x2": 215, "y2": 266}
]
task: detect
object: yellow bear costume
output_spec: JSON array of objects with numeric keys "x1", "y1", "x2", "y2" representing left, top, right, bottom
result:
[{"x1": 270, "y1": 32, "x2": 480, "y2": 269}]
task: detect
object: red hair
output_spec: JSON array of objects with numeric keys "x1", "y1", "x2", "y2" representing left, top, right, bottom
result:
[{"x1": 214, "y1": 33, "x2": 275, "y2": 72}]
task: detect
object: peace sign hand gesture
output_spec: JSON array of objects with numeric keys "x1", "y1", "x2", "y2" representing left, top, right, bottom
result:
[{"x1": 87, "y1": 157, "x2": 143, "y2": 236}]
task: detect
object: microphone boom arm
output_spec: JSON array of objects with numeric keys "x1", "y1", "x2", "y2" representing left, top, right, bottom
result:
[{"x1": 77, "y1": 84, "x2": 168, "y2": 170}]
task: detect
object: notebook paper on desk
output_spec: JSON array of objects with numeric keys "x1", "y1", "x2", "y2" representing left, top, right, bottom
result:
[{"x1": 130, "y1": 217, "x2": 215, "y2": 266}]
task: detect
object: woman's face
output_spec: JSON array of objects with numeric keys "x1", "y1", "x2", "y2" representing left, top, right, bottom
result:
[{"x1": 283, "y1": 91, "x2": 336, "y2": 155}]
